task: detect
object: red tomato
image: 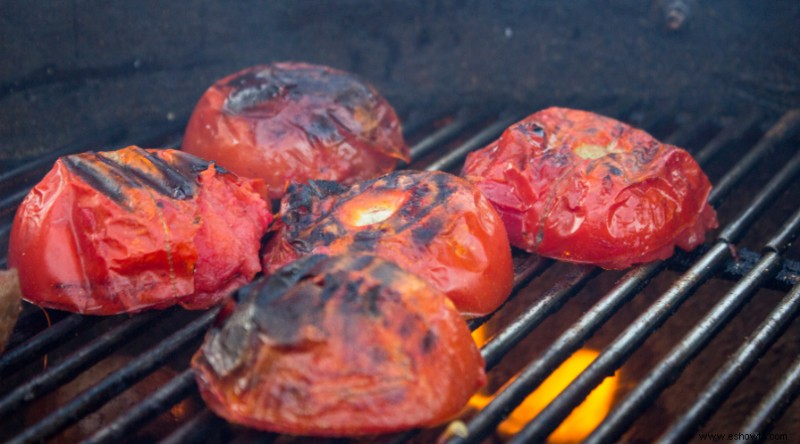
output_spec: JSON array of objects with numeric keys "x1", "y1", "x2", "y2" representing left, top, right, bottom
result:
[
  {"x1": 461, "y1": 107, "x2": 719, "y2": 269},
  {"x1": 8, "y1": 146, "x2": 271, "y2": 315},
  {"x1": 192, "y1": 254, "x2": 486, "y2": 436},
  {"x1": 262, "y1": 170, "x2": 515, "y2": 318},
  {"x1": 182, "y1": 62, "x2": 409, "y2": 201}
]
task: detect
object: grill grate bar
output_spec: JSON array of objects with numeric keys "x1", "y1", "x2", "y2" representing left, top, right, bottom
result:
[
  {"x1": 85, "y1": 369, "x2": 198, "y2": 444},
  {"x1": 158, "y1": 409, "x2": 230, "y2": 444},
  {"x1": 408, "y1": 110, "x2": 494, "y2": 161},
  {"x1": 585, "y1": 204, "x2": 800, "y2": 443},
  {"x1": 509, "y1": 145, "x2": 800, "y2": 444},
  {"x1": 0, "y1": 313, "x2": 88, "y2": 378},
  {"x1": 668, "y1": 246, "x2": 800, "y2": 292},
  {"x1": 694, "y1": 109, "x2": 762, "y2": 166},
  {"x1": 738, "y1": 354, "x2": 800, "y2": 440},
  {"x1": 467, "y1": 255, "x2": 552, "y2": 332},
  {"x1": 425, "y1": 113, "x2": 521, "y2": 172},
  {"x1": 446, "y1": 260, "x2": 665, "y2": 444},
  {"x1": 481, "y1": 265, "x2": 599, "y2": 370},
  {"x1": 658, "y1": 280, "x2": 800, "y2": 443},
  {"x1": 7, "y1": 308, "x2": 218, "y2": 444},
  {"x1": 719, "y1": 150, "x2": 800, "y2": 243},
  {"x1": 509, "y1": 246, "x2": 731, "y2": 444},
  {"x1": 0, "y1": 311, "x2": 161, "y2": 419},
  {"x1": 708, "y1": 109, "x2": 800, "y2": 205}
]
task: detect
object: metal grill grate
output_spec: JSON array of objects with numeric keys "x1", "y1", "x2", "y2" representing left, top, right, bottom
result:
[{"x1": 1, "y1": 98, "x2": 799, "y2": 443}]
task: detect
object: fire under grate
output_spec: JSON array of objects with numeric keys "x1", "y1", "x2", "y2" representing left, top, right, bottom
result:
[{"x1": 1, "y1": 97, "x2": 799, "y2": 443}]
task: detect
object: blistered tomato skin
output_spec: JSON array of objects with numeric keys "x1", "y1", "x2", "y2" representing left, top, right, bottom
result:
[
  {"x1": 461, "y1": 107, "x2": 719, "y2": 269},
  {"x1": 192, "y1": 254, "x2": 486, "y2": 436},
  {"x1": 262, "y1": 170, "x2": 515, "y2": 318},
  {"x1": 182, "y1": 62, "x2": 409, "y2": 200},
  {"x1": 8, "y1": 146, "x2": 271, "y2": 315}
]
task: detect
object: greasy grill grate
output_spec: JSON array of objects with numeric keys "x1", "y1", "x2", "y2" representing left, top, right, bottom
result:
[{"x1": 1, "y1": 98, "x2": 799, "y2": 443}]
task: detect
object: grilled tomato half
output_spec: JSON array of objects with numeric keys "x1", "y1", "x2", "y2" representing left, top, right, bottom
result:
[
  {"x1": 192, "y1": 254, "x2": 486, "y2": 436},
  {"x1": 182, "y1": 62, "x2": 409, "y2": 200},
  {"x1": 8, "y1": 146, "x2": 271, "y2": 315},
  {"x1": 262, "y1": 170, "x2": 514, "y2": 318},
  {"x1": 461, "y1": 107, "x2": 718, "y2": 269}
]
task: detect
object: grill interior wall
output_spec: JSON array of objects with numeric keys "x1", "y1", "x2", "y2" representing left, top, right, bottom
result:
[{"x1": 2, "y1": 1, "x2": 800, "y2": 162}]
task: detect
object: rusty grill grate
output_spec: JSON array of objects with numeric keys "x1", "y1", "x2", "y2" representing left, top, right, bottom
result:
[{"x1": 1, "y1": 97, "x2": 799, "y2": 443}]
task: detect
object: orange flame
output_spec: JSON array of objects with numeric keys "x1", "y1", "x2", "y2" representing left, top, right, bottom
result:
[{"x1": 470, "y1": 326, "x2": 618, "y2": 443}]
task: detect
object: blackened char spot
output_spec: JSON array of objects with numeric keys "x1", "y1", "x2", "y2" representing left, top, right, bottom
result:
[
  {"x1": 607, "y1": 164, "x2": 623, "y2": 176},
  {"x1": 62, "y1": 153, "x2": 138, "y2": 209},
  {"x1": 517, "y1": 122, "x2": 546, "y2": 146},
  {"x1": 307, "y1": 179, "x2": 349, "y2": 198},
  {"x1": 223, "y1": 69, "x2": 289, "y2": 116},
  {"x1": 545, "y1": 150, "x2": 570, "y2": 167},
  {"x1": 394, "y1": 171, "x2": 450, "y2": 234},
  {"x1": 334, "y1": 83, "x2": 376, "y2": 111},
  {"x1": 371, "y1": 260, "x2": 401, "y2": 285},
  {"x1": 433, "y1": 171, "x2": 456, "y2": 204},
  {"x1": 421, "y1": 330, "x2": 437, "y2": 354},
  {"x1": 252, "y1": 254, "x2": 328, "y2": 310},
  {"x1": 632, "y1": 141, "x2": 660, "y2": 165},
  {"x1": 164, "y1": 150, "x2": 214, "y2": 176},
  {"x1": 412, "y1": 217, "x2": 443, "y2": 245},
  {"x1": 362, "y1": 284, "x2": 382, "y2": 317},
  {"x1": 352, "y1": 229, "x2": 382, "y2": 252},
  {"x1": 350, "y1": 255, "x2": 375, "y2": 271},
  {"x1": 254, "y1": 281, "x2": 327, "y2": 347},
  {"x1": 340, "y1": 278, "x2": 363, "y2": 310},
  {"x1": 305, "y1": 114, "x2": 343, "y2": 146},
  {"x1": 308, "y1": 223, "x2": 340, "y2": 247},
  {"x1": 283, "y1": 181, "x2": 348, "y2": 231}
]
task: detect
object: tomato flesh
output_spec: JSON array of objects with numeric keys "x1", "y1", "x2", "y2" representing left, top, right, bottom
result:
[
  {"x1": 192, "y1": 254, "x2": 486, "y2": 436},
  {"x1": 183, "y1": 62, "x2": 409, "y2": 200},
  {"x1": 262, "y1": 170, "x2": 515, "y2": 318},
  {"x1": 8, "y1": 146, "x2": 271, "y2": 315},
  {"x1": 461, "y1": 107, "x2": 719, "y2": 269}
]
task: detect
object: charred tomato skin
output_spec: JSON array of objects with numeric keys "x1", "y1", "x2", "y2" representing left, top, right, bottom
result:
[
  {"x1": 8, "y1": 146, "x2": 271, "y2": 315},
  {"x1": 262, "y1": 170, "x2": 514, "y2": 318},
  {"x1": 462, "y1": 107, "x2": 718, "y2": 269},
  {"x1": 192, "y1": 254, "x2": 486, "y2": 436},
  {"x1": 182, "y1": 62, "x2": 409, "y2": 201}
]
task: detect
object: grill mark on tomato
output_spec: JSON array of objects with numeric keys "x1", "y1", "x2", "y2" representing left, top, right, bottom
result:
[
  {"x1": 223, "y1": 69, "x2": 286, "y2": 116},
  {"x1": 63, "y1": 153, "x2": 136, "y2": 209},
  {"x1": 97, "y1": 147, "x2": 200, "y2": 200},
  {"x1": 63, "y1": 148, "x2": 206, "y2": 210},
  {"x1": 128, "y1": 148, "x2": 200, "y2": 199},
  {"x1": 411, "y1": 217, "x2": 443, "y2": 245},
  {"x1": 167, "y1": 150, "x2": 217, "y2": 175}
]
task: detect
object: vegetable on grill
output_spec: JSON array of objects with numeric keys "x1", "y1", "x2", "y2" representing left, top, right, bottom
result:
[
  {"x1": 262, "y1": 170, "x2": 515, "y2": 318},
  {"x1": 192, "y1": 254, "x2": 486, "y2": 436},
  {"x1": 461, "y1": 107, "x2": 718, "y2": 269},
  {"x1": 182, "y1": 62, "x2": 409, "y2": 201},
  {"x1": 7, "y1": 146, "x2": 271, "y2": 315}
]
